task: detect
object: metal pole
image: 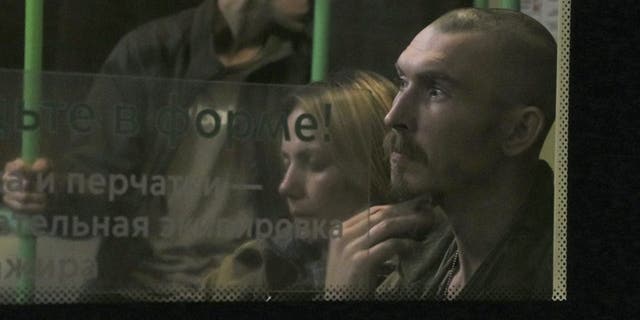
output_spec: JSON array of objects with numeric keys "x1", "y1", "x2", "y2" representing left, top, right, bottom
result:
[
  {"x1": 501, "y1": 0, "x2": 520, "y2": 11},
  {"x1": 18, "y1": 0, "x2": 44, "y2": 304},
  {"x1": 311, "y1": 0, "x2": 330, "y2": 81},
  {"x1": 473, "y1": 0, "x2": 489, "y2": 8}
]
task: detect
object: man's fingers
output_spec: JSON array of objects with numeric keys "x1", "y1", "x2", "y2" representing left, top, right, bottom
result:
[
  {"x1": 3, "y1": 157, "x2": 51, "y2": 177},
  {"x1": 2, "y1": 195, "x2": 46, "y2": 214},
  {"x1": 2, "y1": 176, "x2": 27, "y2": 194},
  {"x1": 31, "y1": 158, "x2": 51, "y2": 172},
  {"x1": 4, "y1": 158, "x2": 27, "y2": 174},
  {"x1": 2, "y1": 160, "x2": 26, "y2": 189},
  {"x1": 2, "y1": 158, "x2": 51, "y2": 193},
  {"x1": 5, "y1": 191, "x2": 46, "y2": 204},
  {"x1": 21, "y1": 158, "x2": 51, "y2": 188}
]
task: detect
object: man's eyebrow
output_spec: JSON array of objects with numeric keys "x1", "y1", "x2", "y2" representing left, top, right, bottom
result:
[
  {"x1": 418, "y1": 71, "x2": 459, "y2": 87},
  {"x1": 394, "y1": 63, "x2": 404, "y2": 76},
  {"x1": 395, "y1": 63, "x2": 459, "y2": 86}
]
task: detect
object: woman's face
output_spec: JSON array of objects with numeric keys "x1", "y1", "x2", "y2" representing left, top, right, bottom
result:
[{"x1": 278, "y1": 107, "x2": 366, "y2": 222}]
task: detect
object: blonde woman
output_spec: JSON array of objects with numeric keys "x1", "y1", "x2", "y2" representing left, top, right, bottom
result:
[{"x1": 204, "y1": 70, "x2": 396, "y2": 300}]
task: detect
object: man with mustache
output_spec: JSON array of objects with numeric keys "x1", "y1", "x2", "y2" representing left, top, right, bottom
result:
[{"x1": 325, "y1": 7, "x2": 556, "y2": 300}]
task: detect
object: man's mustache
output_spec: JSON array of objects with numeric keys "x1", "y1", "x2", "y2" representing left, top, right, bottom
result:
[{"x1": 383, "y1": 130, "x2": 429, "y2": 164}]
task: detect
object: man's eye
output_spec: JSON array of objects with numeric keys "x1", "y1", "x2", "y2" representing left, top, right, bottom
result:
[
  {"x1": 427, "y1": 88, "x2": 446, "y2": 99},
  {"x1": 396, "y1": 77, "x2": 409, "y2": 90}
]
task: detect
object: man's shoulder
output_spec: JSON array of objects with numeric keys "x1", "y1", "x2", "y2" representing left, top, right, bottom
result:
[
  {"x1": 123, "y1": 7, "x2": 196, "y2": 49},
  {"x1": 101, "y1": 6, "x2": 201, "y2": 77}
]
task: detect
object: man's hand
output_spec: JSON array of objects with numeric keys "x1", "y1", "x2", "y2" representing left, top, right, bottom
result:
[
  {"x1": 324, "y1": 196, "x2": 435, "y2": 300},
  {"x1": 2, "y1": 158, "x2": 51, "y2": 214}
]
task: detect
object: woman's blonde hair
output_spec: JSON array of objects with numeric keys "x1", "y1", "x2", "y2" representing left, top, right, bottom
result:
[{"x1": 284, "y1": 70, "x2": 397, "y2": 204}]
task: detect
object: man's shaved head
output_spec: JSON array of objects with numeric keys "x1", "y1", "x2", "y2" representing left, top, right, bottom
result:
[
  {"x1": 386, "y1": 8, "x2": 558, "y2": 199},
  {"x1": 430, "y1": 8, "x2": 557, "y2": 134}
]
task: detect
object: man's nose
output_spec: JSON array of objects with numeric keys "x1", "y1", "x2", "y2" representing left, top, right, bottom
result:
[
  {"x1": 384, "y1": 92, "x2": 412, "y2": 131},
  {"x1": 278, "y1": 165, "x2": 304, "y2": 199}
]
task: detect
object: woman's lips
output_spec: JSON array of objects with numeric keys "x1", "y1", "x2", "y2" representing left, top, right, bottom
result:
[{"x1": 287, "y1": 202, "x2": 311, "y2": 216}]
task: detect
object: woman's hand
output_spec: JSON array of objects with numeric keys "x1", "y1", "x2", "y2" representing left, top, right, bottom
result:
[{"x1": 324, "y1": 196, "x2": 435, "y2": 300}]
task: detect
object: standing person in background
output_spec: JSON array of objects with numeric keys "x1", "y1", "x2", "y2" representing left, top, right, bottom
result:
[{"x1": 3, "y1": 0, "x2": 311, "y2": 301}]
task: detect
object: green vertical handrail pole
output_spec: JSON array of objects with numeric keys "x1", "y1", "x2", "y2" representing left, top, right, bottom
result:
[
  {"x1": 311, "y1": 0, "x2": 331, "y2": 81},
  {"x1": 18, "y1": 0, "x2": 43, "y2": 304},
  {"x1": 473, "y1": 0, "x2": 489, "y2": 8},
  {"x1": 500, "y1": 0, "x2": 520, "y2": 10}
]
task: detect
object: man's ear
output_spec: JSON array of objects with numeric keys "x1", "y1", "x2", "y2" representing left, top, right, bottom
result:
[{"x1": 501, "y1": 106, "x2": 546, "y2": 157}]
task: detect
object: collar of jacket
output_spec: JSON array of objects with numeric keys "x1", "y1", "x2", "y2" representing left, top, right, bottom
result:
[{"x1": 185, "y1": 0, "x2": 299, "y2": 81}]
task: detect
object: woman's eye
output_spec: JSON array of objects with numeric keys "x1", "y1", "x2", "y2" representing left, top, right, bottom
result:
[{"x1": 309, "y1": 159, "x2": 328, "y2": 172}]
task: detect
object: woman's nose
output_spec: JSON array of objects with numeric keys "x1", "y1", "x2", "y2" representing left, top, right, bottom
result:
[{"x1": 278, "y1": 165, "x2": 304, "y2": 199}]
